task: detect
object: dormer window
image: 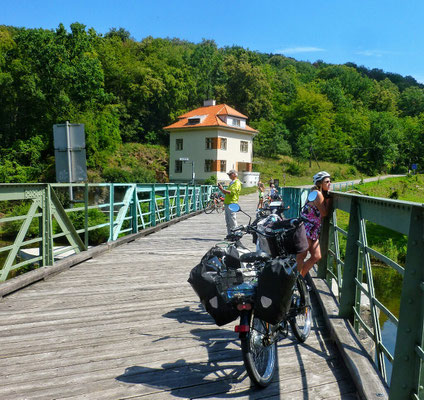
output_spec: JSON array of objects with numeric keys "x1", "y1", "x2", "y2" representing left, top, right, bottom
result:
[
  {"x1": 188, "y1": 117, "x2": 201, "y2": 125},
  {"x1": 187, "y1": 115, "x2": 206, "y2": 125},
  {"x1": 232, "y1": 118, "x2": 241, "y2": 127}
]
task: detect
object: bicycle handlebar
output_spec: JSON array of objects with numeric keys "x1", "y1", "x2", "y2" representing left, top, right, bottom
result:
[{"x1": 230, "y1": 216, "x2": 308, "y2": 239}]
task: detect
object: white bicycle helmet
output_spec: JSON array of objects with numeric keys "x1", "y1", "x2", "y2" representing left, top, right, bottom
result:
[{"x1": 313, "y1": 171, "x2": 331, "y2": 185}]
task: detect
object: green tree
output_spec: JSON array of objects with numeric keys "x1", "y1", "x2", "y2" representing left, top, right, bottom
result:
[
  {"x1": 398, "y1": 86, "x2": 424, "y2": 117},
  {"x1": 218, "y1": 53, "x2": 273, "y2": 120},
  {"x1": 251, "y1": 119, "x2": 291, "y2": 157},
  {"x1": 283, "y1": 86, "x2": 334, "y2": 158}
]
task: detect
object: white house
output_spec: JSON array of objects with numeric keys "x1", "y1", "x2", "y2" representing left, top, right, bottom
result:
[{"x1": 164, "y1": 100, "x2": 258, "y2": 184}]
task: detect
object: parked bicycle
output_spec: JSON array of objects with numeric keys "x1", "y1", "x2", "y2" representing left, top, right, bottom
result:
[
  {"x1": 204, "y1": 192, "x2": 225, "y2": 214},
  {"x1": 189, "y1": 203, "x2": 311, "y2": 387}
]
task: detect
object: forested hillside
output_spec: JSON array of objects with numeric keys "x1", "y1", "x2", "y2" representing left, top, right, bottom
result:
[{"x1": 1, "y1": 23, "x2": 424, "y2": 183}]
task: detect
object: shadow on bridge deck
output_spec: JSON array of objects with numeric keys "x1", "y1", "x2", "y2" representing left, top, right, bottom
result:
[{"x1": 0, "y1": 193, "x2": 361, "y2": 399}]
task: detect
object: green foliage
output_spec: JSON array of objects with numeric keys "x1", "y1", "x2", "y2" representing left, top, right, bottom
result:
[
  {"x1": 66, "y1": 208, "x2": 109, "y2": 245},
  {"x1": 102, "y1": 166, "x2": 155, "y2": 183},
  {"x1": 285, "y1": 161, "x2": 304, "y2": 176},
  {"x1": 0, "y1": 202, "x2": 39, "y2": 239},
  {"x1": 355, "y1": 174, "x2": 424, "y2": 203},
  {"x1": 251, "y1": 119, "x2": 291, "y2": 158},
  {"x1": 203, "y1": 175, "x2": 217, "y2": 185},
  {"x1": 1, "y1": 23, "x2": 424, "y2": 183},
  {"x1": 253, "y1": 155, "x2": 363, "y2": 187}
]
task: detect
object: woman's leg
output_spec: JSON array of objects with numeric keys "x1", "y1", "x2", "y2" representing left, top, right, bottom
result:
[{"x1": 299, "y1": 239, "x2": 321, "y2": 277}]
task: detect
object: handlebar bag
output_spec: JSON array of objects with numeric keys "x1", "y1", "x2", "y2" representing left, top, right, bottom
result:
[
  {"x1": 271, "y1": 220, "x2": 308, "y2": 255},
  {"x1": 188, "y1": 249, "x2": 239, "y2": 326},
  {"x1": 254, "y1": 257, "x2": 297, "y2": 325}
]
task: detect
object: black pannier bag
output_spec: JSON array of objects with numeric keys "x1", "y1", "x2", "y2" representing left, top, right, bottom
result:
[
  {"x1": 188, "y1": 247, "x2": 239, "y2": 326},
  {"x1": 254, "y1": 257, "x2": 297, "y2": 325}
]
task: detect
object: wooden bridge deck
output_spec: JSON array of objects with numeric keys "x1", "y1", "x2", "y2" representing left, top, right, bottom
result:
[{"x1": 0, "y1": 194, "x2": 358, "y2": 399}]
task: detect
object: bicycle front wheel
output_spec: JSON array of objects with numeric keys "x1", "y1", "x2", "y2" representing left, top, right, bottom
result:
[
  {"x1": 241, "y1": 315, "x2": 277, "y2": 387},
  {"x1": 204, "y1": 200, "x2": 214, "y2": 214},
  {"x1": 289, "y1": 277, "x2": 312, "y2": 343}
]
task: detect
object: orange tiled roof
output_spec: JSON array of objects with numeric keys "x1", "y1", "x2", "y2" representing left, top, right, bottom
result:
[{"x1": 163, "y1": 104, "x2": 258, "y2": 133}]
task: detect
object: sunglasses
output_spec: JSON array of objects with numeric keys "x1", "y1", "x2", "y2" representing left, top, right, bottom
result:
[{"x1": 323, "y1": 180, "x2": 331, "y2": 183}]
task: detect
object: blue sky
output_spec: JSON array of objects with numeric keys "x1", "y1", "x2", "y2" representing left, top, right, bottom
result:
[{"x1": 3, "y1": 0, "x2": 424, "y2": 83}]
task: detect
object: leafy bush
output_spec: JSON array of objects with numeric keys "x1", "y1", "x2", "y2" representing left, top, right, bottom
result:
[
  {"x1": 1, "y1": 202, "x2": 39, "y2": 239},
  {"x1": 285, "y1": 161, "x2": 304, "y2": 176},
  {"x1": 64, "y1": 208, "x2": 109, "y2": 245},
  {"x1": 204, "y1": 175, "x2": 217, "y2": 185},
  {"x1": 102, "y1": 166, "x2": 155, "y2": 183}
]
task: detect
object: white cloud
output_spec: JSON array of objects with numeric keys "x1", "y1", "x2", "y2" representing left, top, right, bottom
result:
[
  {"x1": 355, "y1": 49, "x2": 399, "y2": 57},
  {"x1": 276, "y1": 46, "x2": 325, "y2": 54}
]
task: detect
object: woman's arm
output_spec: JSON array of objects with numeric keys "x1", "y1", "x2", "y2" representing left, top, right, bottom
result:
[{"x1": 314, "y1": 191, "x2": 332, "y2": 217}]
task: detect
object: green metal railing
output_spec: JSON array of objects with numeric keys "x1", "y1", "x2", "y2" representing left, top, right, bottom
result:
[
  {"x1": 281, "y1": 187, "x2": 424, "y2": 400},
  {"x1": 0, "y1": 183, "x2": 217, "y2": 281}
]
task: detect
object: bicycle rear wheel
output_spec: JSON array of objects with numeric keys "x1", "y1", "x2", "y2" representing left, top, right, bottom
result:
[
  {"x1": 241, "y1": 315, "x2": 277, "y2": 387},
  {"x1": 289, "y1": 277, "x2": 312, "y2": 342},
  {"x1": 204, "y1": 200, "x2": 214, "y2": 214}
]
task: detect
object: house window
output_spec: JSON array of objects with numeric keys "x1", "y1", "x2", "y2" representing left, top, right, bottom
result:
[
  {"x1": 220, "y1": 138, "x2": 227, "y2": 150},
  {"x1": 176, "y1": 138, "x2": 183, "y2": 150},
  {"x1": 206, "y1": 138, "x2": 213, "y2": 149},
  {"x1": 204, "y1": 160, "x2": 213, "y2": 172},
  {"x1": 240, "y1": 141, "x2": 248, "y2": 153},
  {"x1": 220, "y1": 160, "x2": 226, "y2": 172},
  {"x1": 187, "y1": 117, "x2": 201, "y2": 125},
  {"x1": 232, "y1": 118, "x2": 241, "y2": 127},
  {"x1": 175, "y1": 160, "x2": 182, "y2": 173}
]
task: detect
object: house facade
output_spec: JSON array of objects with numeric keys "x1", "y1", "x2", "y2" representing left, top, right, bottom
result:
[{"x1": 164, "y1": 100, "x2": 258, "y2": 184}]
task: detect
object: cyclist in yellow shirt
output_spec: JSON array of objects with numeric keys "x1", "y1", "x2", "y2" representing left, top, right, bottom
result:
[{"x1": 218, "y1": 169, "x2": 242, "y2": 235}]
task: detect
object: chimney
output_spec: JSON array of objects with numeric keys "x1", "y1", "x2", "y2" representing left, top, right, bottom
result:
[{"x1": 203, "y1": 99, "x2": 216, "y2": 107}]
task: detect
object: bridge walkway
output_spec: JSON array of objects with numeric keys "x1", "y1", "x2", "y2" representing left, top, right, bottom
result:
[{"x1": 0, "y1": 194, "x2": 358, "y2": 399}]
